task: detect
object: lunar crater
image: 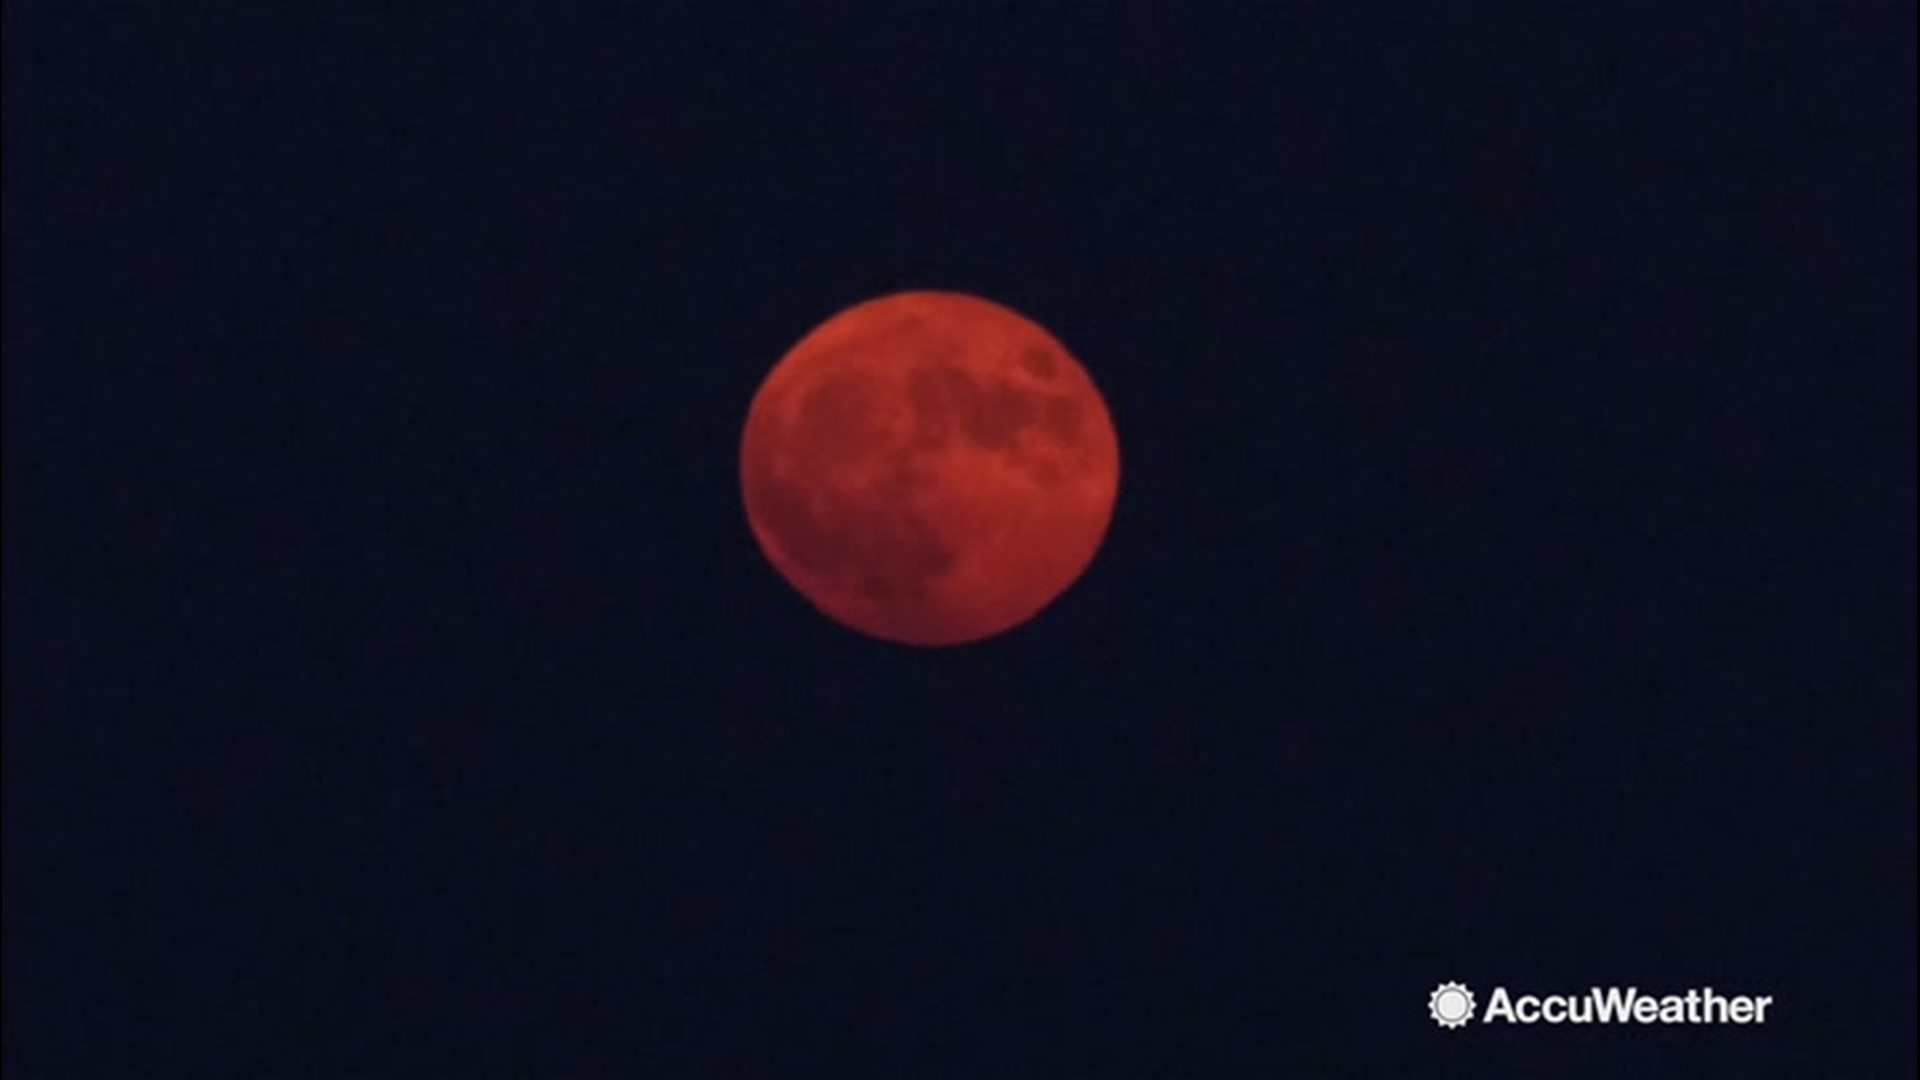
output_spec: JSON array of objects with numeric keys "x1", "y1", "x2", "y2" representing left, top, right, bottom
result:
[{"x1": 1018, "y1": 345, "x2": 1059, "y2": 379}]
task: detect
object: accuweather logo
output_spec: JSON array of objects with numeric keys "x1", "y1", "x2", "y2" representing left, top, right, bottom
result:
[
  {"x1": 1428, "y1": 983, "x2": 1476, "y2": 1028},
  {"x1": 1428, "y1": 982, "x2": 1775, "y2": 1029}
]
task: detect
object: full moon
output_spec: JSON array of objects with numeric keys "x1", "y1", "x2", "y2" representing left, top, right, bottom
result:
[{"x1": 740, "y1": 291, "x2": 1120, "y2": 646}]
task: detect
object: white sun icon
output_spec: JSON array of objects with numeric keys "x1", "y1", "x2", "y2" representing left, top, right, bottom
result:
[{"x1": 1429, "y1": 982, "x2": 1476, "y2": 1028}]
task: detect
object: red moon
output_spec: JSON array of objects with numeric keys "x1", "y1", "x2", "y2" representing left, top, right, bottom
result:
[{"x1": 740, "y1": 291, "x2": 1120, "y2": 646}]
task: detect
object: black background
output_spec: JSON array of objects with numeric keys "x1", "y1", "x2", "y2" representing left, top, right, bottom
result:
[{"x1": 5, "y1": 3, "x2": 1914, "y2": 1075}]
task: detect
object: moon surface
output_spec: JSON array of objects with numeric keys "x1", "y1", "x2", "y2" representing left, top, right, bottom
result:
[{"x1": 740, "y1": 291, "x2": 1120, "y2": 646}]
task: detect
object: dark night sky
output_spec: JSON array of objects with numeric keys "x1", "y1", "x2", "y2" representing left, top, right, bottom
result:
[{"x1": 4, "y1": 3, "x2": 1914, "y2": 1076}]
